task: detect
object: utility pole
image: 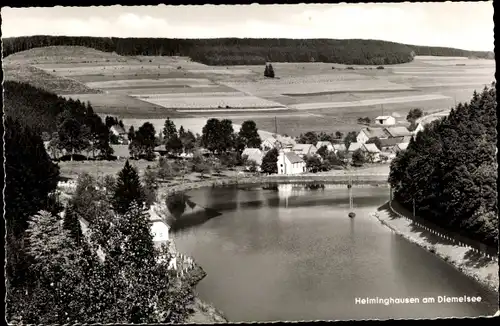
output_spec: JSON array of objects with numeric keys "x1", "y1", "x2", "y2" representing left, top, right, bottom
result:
[
  {"x1": 381, "y1": 104, "x2": 384, "y2": 116},
  {"x1": 274, "y1": 116, "x2": 278, "y2": 135}
]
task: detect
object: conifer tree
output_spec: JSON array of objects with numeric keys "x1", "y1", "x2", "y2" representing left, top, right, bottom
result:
[
  {"x1": 264, "y1": 64, "x2": 269, "y2": 77},
  {"x1": 63, "y1": 204, "x2": 83, "y2": 246},
  {"x1": 268, "y1": 64, "x2": 275, "y2": 78},
  {"x1": 112, "y1": 160, "x2": 146, "y2": 214}
]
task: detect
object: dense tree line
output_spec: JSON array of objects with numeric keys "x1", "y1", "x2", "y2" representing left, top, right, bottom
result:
[
  {"x1": 4, "y1": 81, "x2": 113, "y2": 160},
  {"x1": 4, "y1": 36, "x2": 493, "y2": 65},
  {"x1": 389, "y1": 83, "x2": 497, "y2": 247}
]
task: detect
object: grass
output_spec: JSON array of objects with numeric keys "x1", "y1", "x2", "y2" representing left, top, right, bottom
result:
[
  {"x1": 58, "y1": 159, "x2": 154, "y2": 180},
  {"x1": 3, "y1": 64, "x2": 101, "y2": 94}
]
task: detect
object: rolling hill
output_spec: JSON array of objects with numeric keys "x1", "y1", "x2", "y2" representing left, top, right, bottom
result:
[{"x1": 2, "y1": 35, "x2": 494, "y2": 66}]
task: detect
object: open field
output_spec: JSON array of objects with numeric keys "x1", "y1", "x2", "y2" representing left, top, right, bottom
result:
[
  {"x1": 3, "y1": 64, "x2": 101, "y2": 94},
  {"x1": 59, "y1": 159, "x2": 154, "y2": 180},
  {"x1": 4, "y1": 47, "x2": 495, "y2": 136}
]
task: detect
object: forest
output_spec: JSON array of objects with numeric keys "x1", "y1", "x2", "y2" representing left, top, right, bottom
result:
[
  {"x1": 2, "y1": 35, "x2": 494, "y2": 65},
  {"x1": 389, "y1": 83, "x2": 497, "y2": 247}
]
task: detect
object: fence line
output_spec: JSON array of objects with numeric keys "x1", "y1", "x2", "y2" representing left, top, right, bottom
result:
[{"x1": 388, "y1": 200, "x2": 498, "y2": 262}]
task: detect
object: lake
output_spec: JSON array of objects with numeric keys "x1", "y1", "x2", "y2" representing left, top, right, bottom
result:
[{"x1": 171, "y1": 184, "x2": 498, "y2": 322}]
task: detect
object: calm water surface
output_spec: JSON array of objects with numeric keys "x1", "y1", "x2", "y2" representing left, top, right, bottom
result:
[{"x1": 171, "y1": 184, "x2": 498, "y2": 322}]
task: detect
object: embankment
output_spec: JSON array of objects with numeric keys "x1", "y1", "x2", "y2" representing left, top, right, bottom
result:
[{"x1": 371, "y1": 202, "x2": 499, "y2": 293}]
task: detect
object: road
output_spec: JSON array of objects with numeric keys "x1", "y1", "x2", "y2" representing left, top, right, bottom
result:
[{"x1": 416, "y1": 109, "x2": 451, "y2": 125}]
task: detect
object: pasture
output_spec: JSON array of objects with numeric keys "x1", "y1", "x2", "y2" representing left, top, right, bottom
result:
[{"x1": 4, "y1": 47, "x2": 495, "y2": 137}]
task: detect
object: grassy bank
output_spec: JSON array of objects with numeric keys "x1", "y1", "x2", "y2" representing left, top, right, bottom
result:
[{"x1": 372, "y1": 203, "x2": 499, "y2": 292}]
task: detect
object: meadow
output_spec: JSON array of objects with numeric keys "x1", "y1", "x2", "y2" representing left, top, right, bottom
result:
[{"x1": 4, "y1": 46, "x2": 495, "y2": 137}]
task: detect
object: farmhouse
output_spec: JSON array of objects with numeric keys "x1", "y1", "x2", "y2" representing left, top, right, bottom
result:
[
  {"x1": 393, "y1": 142, "x2": 409, "y2": 153},
  {"x1": 357, "y1": 127, "x2": 390, "y2": 144},
  {"x1": 375, "y1": 116, "x2": 396, "y2": 125},
  {"x1": 242, "y1": 148, "x2": 264, "y2": 171},
  {"x1": 148, "y1": 204, "x2": 171, "y2": 247},
  {"x1": 348, "y1": 142, "x2": 363, "y2": 152},
  {"x1": 363, "y1": 143, "x2": 381, "y2": 162},
  {"x1": 261, "y1": 135, "x2": 296, "y2": 151},
  {"x1": 384, "y1": 126, "x2": 412, "y2": 138},
  {"x1": 277, "y1": 150, "x2": 306, "y2": 175},
  {"x1": 316, "y1": 141, "x2": 334, "y2": 152},
  {"x1": 378, "y1": 138, "x2": 403, "y2": 152},
  {"x1": 332, "y1": 143, "x2": 347, "y2": 154},
  {"x1": 292, "y1": 144, "x2": 317, "y2": 158}
]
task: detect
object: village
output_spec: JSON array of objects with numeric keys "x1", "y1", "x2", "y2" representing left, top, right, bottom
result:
[{"x1": 86, "y1": 110, "x2": 439, "y2": 176}]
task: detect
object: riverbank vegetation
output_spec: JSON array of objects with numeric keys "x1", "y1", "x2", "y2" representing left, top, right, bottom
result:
[
  {"x1": 3, "y1": 36, "x2": 494, "y2": 65},
  {"x1": 389, "y1": 82, "x2": 497, "y2": 248}
]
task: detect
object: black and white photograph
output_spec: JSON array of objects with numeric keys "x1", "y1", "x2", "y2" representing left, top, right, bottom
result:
[{"x1": 2, "y1": 2, "x2": 498, "y2": 324}]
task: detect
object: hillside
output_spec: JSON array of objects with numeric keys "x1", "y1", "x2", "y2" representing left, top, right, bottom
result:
[
  {"x1": 2, "y1": 35, "x2": 494, "y2": 66},
  {"x1": 3, "y1": 80, "x2": 102, "y2": 134},
  {"x1": 389, "y1": 82, "x2": 497, "y2": 247}
]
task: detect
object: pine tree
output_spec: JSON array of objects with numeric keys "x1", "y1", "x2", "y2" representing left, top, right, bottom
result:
[
  {"x1": 112, "y1": 160, "x2": 146, "y2": 214},
  {"x1": 162, "y1": 118, "x2": 177, "y2": 146},
  {"x1": 268, "y1": 64, "x2": 275, "y2": 78},
  {"x1": 63, "y1": 204, "x2": 83, "y2": 246},
  {"x1": 264, "y1": 64, "x2": 269, "y2": 77}
]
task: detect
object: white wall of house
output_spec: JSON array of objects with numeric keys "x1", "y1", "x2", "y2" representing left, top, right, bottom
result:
[
  {"x1": 376, "y1": 116, "x2": 396, "y2": 125},
  {"x1": 151, "y1": 220, "x2": 170, "y2": 243},
  {"x1": 356, "y1": 131, "x2": 369, "y2": 144},
  {"x1": 277, "y1": 152, "x2": 306, "y2": 175}
]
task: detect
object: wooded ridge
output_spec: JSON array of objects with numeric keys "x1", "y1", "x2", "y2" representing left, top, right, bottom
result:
[{"x1": 3, "y1": 36, "x2": 494, "y2": 65}]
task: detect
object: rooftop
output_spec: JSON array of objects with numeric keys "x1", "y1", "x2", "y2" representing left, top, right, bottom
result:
[{"x1": 284, "y1": 151, "x2": 304, "y2": 164}]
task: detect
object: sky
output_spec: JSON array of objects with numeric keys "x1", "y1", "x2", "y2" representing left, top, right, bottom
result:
[{"x1": 1, "y1": 2, "x2": 494, "y2": 51}]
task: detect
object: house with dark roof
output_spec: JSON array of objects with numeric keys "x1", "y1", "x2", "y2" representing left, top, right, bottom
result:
[
  {"x1": 378, "y1": 138, "x2": 404, "y2": 152},
  {"x1": 384, "y1": 126, "x2": 412, "y2": 138},
  {"x1": 277, "y1": 150, "x2": 306, "y2": 175}
]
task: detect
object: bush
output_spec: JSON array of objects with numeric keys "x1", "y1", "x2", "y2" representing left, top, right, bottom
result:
[{"x1": 377, "y1": 66, "x2": 385, "y2": 69}]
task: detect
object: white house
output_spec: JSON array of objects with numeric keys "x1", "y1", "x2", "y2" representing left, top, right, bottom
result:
[
  {"x1": 348, "y1": 142, "x2": 363, "y2": 152},
  {"x1": 242, "y1": 148, "x2": 264, "y2": 171},
  {"x1": 375, "y1": 116, "x2": 396, "y2": 125},
  {"x1": 110, "y1": 124, "x2": 128, "y2": 144},
  {"x1": 332, "y1": 143, "x2": 347, "y2": 154},
  {"x1": 292, "y1": 144, "x2": 317, "y2": 158},
  {"x1": 316, "y1": 141, "x2": 334, "y2": 152},
  {"x1": 357, "y1": 127, "x2": 390, "y2": 144},
  {"x1": 393, "y1": 142, "x2": 409, "y2": 153},
  {"x1": 261, "y1": 135, "x2": 296, "y2": 151},
  {"x1": 148, "y1": 203, "x2": 171, "y2": 246},
  {"x1": 362, "y1": 143, "x2": 381, "y2": 162},
  {"x1": 277, "y1": 150, "x2": 306, "y2": 175}
]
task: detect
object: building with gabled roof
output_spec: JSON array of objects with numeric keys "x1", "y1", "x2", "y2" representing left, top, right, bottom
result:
[
  {"x1": 277, "y1": 150, "x2": 306, "y2": 175},
  {"x1": 375, "y1": 116, "x2": 396, "y2": 125},
  {"x1": 384, "y1": 126, "x2": 412, "y2": 138},
  {"x1": 357, "y1": 127, "x2": 390, "y2": 144},
  {"x1": 292, "y1": 143, "x2": 317, "y2": 158},
  {"x1": 242, "y1": 148, "x2": 264, "y2": 171}
]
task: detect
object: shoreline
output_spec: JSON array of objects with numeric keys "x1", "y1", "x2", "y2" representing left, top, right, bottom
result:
[
  {"x1": 161, "y1": 174, "x2": 389, "y2": 198},
  {"x1": 371, "y1": 202, "x2": 499, "y2": 293}
]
